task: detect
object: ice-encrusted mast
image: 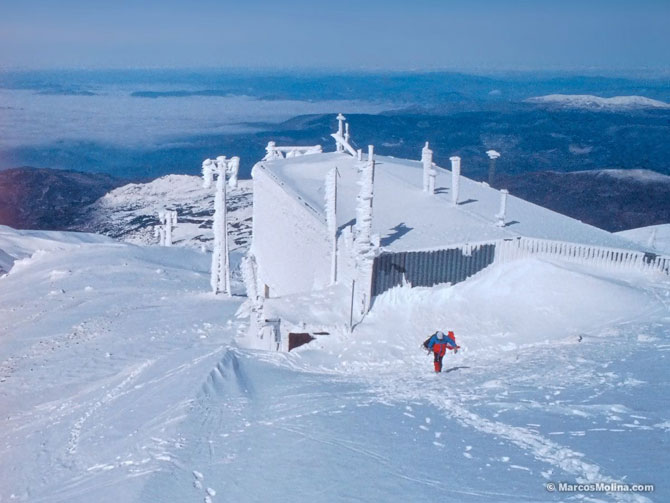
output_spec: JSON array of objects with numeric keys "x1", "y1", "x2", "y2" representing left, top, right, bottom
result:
[
  {"x1": 154, "y1": 210, "x2": 177, "y2": 246},
  {"x1": 202, "y1": 156, "x2": 240, "y2": 296},
  {"x1": 354, "y1": 145, "x2": 379, "y2": 315}
]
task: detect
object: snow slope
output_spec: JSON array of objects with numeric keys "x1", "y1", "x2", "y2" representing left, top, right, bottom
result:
[
  {"x1": 0, "y1": 225, "x2": 112, "y2": 275},
  {"x1": 0, "y1": 227, "x2": 246, "y2": 502},
  {"x1": 1, "y1": 227, "x2": 669, "y2": 502},
  {"x1": 618, "y1": 224, "x2": 670, "y2": 255},
  {"x1": 527, "y1": 94, "x2": 670, "y2": 110}
]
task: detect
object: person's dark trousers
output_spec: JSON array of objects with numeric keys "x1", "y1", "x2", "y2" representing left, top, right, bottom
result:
[{"x1": 433, "y1": 352, "x2": 444, "y2": 372}]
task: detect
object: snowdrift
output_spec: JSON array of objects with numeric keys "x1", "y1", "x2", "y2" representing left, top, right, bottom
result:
[
  {"x1": 0, "y1": 225, "x2": 112, "y2": 274},
  {"x1": 302, "y1": 257, "x2": 668, "y2": 368}
]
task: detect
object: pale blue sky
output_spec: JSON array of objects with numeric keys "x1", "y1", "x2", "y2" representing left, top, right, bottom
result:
[{"x1": 1, "y1": 0, "x2": 669, "y2": 70}]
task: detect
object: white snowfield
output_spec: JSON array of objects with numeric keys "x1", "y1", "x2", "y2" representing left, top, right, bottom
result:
[
  {"x1": 1, "y1": 226, "x2": 669, "y2": 502},
  {"x1": 526, "y1": 94, "x2": 670, "y2": 110},
  {"x1": 0, "y1": 226, "x2": 113, "y2": 275}
]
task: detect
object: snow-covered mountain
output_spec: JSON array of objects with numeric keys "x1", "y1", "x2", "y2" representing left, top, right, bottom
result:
[
  {"x1": 1, "y1": 222, "x2": 669, "y2": 502},
  {"x1": 74, "y1": 174, "x2": 253, "y2": 252},
  {"x1": 526, "y1": 94, "x2": 670, "y2": 110}
]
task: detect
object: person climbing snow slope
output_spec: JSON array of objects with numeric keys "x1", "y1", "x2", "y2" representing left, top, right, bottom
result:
[{"x1": 423, "y1": 330, "x2": 460, "y2": 372}]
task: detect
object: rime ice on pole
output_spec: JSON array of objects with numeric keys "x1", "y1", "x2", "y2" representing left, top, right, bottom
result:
[{"x1": 202, "y1": 155, "x2": 239, "y2": 296}]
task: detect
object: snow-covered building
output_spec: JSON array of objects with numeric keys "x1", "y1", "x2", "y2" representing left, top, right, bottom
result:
[{"x1": 248, "y1": 115, "x2": 669, "y2": 331}]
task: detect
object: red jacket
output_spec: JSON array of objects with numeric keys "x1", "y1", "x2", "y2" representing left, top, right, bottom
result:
[{"x1": 425, "y1": 331, "x2": 459, "y2": 356}]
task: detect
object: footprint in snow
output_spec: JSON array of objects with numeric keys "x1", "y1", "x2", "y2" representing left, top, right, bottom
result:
[{"x1": 193, "y1": 470, "x2": 203, "y2": 489}]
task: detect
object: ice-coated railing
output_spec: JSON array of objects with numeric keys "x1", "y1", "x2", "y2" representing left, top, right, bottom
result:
[
  {"x1": 494, "y1": 237, "x2": 670, "y2": 275},
  {"x1": 263, "y1": 141, "x2": 322, "y2": 161}
]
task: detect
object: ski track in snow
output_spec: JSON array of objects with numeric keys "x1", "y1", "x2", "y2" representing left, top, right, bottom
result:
[
  {"x1": 66, "y1": 359, "x2": 155, "y2": 457},
  {"x1": 335, "y1": 344, "x2": 656, "y2": 503}
]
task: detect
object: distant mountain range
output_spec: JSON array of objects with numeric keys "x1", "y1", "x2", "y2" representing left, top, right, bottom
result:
[
  {"x1": 2, "y1": 70, "x2": 670, "y2": 181},
  {"x1": 526, "y1": 94, "x2": 670, "y2": 110}
]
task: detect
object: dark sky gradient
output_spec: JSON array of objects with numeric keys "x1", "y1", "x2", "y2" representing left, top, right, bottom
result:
[{"x1": 1, "y1": 0, "x2": 669, "y2": 70}]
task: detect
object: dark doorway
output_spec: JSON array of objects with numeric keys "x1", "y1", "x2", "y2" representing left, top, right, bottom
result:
[{"x1": 288, "y1": 333, "x2": 315, "y2": 351}]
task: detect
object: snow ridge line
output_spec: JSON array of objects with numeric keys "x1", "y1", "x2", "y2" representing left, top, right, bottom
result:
[
  {"x1": 366, "y1": 376, "x2": 651, "y2": 503},
  {"x1": 200, "y1": 349, "x2": 254, "y2": 399},
  {"x1": 66, "y1": 359, "x2": 155, "y2": 456}
]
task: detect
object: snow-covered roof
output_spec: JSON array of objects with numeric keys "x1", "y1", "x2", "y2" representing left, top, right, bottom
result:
[{"x1": 255, "y1": 151, "x2": 648, "y2": 253}]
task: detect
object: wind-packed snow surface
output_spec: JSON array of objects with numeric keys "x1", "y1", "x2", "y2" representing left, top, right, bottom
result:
[{"x1": 1, "y1": 226, "x2": 669, "y2": 502}]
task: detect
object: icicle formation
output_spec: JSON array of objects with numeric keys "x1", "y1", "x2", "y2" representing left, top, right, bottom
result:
[{"x1": 325, "y1": 168, "x2": 338, "y2": 284}]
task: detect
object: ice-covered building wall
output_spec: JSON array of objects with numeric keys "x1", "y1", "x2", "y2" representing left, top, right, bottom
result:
[{"x1": 251, "y1": 166, "x2": 331, "y2": 297}]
